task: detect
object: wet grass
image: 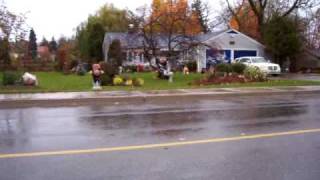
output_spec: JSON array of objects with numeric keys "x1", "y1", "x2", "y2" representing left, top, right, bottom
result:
[
  {"x1": 0, "y1": 72, "x2": 92, "y2": 93},
  {"x1": 0, "y1": 71, "x2": 320, "y2": 93}
]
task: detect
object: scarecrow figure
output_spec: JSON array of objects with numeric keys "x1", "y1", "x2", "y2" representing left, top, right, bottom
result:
[
  {"x1": 156, "y1": 58, "x2": 173, "y2": 82},
  {"x1": 183, "y1": 65, "x2": 189, "y2": 75},
  {"x1": 90, "y1": 63, "x2": 104, "y2": 90}
]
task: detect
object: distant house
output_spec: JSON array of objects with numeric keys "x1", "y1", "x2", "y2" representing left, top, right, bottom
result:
[
  {"x1": 102, "y1": 32, "x2": 183, "y2": 65},
  {"x1": 102, "y1": 29, "x2": 265, "y2": 72},
  {"x1": 37, "y1": 46, "x2": 50, "y2": 58}
]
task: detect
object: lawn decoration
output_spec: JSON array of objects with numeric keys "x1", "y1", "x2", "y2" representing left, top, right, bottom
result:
[{"x1": 90, "y1": 64, "x2": 104, "y2": 90}]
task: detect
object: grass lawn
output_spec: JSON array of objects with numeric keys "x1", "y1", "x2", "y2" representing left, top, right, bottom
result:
[{"x1": 0, "y1": 71, "x2": 320, "y2": 93}]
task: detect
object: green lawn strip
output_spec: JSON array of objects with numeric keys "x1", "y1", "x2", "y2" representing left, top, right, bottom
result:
[
  {"x1": 0, "y1": 72, "x2": 320, "y2": 93},
  {"x1": 0, "y1": 72, "x2": 92, "y2": 93},
  {"x1": 35, "y1": 72, "x2": 92, "y2": 91}
]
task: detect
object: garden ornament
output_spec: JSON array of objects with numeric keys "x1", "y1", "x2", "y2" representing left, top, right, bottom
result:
[
  {"x1": 22, "y1": 72, "x2": 38, "y2": 86},
  {"x1": 90, "y1": 64, "x2": 104, "y2": 90}
]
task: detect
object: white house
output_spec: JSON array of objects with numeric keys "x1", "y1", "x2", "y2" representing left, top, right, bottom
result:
[
  {"x1": 196, "y1": 29, "x2": 265, "y2": 72},
  {"x1": 102, "y1": 29, "x2": 266, "y2": 72}
]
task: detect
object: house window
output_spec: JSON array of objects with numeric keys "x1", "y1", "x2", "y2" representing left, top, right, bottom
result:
[{"x1": 229, "y1": 41, "x2": 235, "y2": 45}]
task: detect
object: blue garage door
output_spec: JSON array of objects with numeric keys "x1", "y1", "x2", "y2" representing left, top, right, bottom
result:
[
  {"x1": 224, "y1": 50, "x2": 231, "y2": 63},
  {"x1": 234, "y1": 50, "x2": 257, "y2": 59}
]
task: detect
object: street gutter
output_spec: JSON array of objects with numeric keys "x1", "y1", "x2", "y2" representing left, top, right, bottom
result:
[{"x1": 1, "y1": 86, "x2": 320, "y2": 108}]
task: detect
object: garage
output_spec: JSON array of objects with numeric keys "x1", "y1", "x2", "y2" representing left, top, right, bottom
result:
[
  {"x1": 234, "y1": 50, "x2": 257, "y2": 59},
  {"x1": 198, "y1": 29, "x2": 265, "y2": 71}
]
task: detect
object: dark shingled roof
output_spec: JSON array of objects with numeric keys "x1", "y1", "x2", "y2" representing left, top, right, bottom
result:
[
  {"x1": 103, "y1": 32, "x2": 144, "y2": 48},
  {"x1": 103, "y1": 29, "x2": 229, "y2": 50},
  {"x1": 195, "y1": 30, "x2": 227, "y2": 42},
  {"x1": 104, "y1": 32, "x2": 185, "y2": 49}
]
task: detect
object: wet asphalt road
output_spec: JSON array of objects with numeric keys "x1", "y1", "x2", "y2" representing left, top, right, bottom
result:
[{"x1": 1, "y1": 93, "x2": 320, "y2": 180}]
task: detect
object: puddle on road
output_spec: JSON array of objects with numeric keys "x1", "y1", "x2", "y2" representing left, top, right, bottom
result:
[
  {"x1": 79, "y1": 111, "x2": 208, "y2": 131},
  {"x1": 228, "y1": 120, "x2": 298, "y2": 129},
  {"x1": 274, "y1": 87, "x2": 305, "y2": 90},
  {"x1": 152, "y1": 127, "x2": 204, "y2": 137}
]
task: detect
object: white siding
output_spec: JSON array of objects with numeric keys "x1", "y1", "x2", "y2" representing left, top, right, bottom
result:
[{"x1": 198, "y1": 30, "x2": 265, "y2": 65}]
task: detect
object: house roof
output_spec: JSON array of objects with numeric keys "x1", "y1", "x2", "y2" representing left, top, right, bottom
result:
[
  {"x1": 103, "y1": 32, "x2": 144, "y2": 48},
  {"x1": 200, "y1": 28, "x2": 264, "y2": 48},
  {"x1": 103, "y1": 28, "x2": 264, "y2": 50},
  {"x1": 104, "y1": 32, "x2": 195, "y2": 49},
  {"x1": 195, "y1": 30, "x2": 226, "y2": 42}
]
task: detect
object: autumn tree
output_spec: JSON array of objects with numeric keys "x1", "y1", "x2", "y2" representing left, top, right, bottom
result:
[
  {"x1": 303, "y1": 8, "x2": 320, "y2": 49},
  {"x1": 127, "y1": 0, "x2": 206, "y2": 67},
  {"x1": 229, "y1": 1, "x2": 260, "y2": 39},
  {"x1": 56, "y1": 37, "x2": 76, "y2": 71},
  {"x1": 191, "y1": 0, "x2": 210, "y2": 33},
  {"x1": 150, "y1": 0, "x2": 202, "y2": 35},
  {"x1": 0, "y1": 2, "x2": 26, "y2": 66},
  {"x1": 0, "y1": 2, "x2": 26, "y2": 41},
  {"x1": 128, "y1": 6, "x2": 159, "y2": 63},
  {"x1": 147, "y1": 0, "x2": 202, "y2": 62},
  {"x1": 226, "y1": 0, "x2": 319, "y2": 40}
]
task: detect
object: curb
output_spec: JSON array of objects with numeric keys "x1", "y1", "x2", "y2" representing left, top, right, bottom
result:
[{"x1": 1, "y1": 86, "x2": 320, "y2": 108}]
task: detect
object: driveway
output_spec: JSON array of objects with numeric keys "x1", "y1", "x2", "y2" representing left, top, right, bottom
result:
[{"x1": 270, "y1": 73, "x2": 320, "y2": 81}]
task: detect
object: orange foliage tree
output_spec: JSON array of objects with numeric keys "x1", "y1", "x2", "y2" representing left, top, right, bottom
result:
[
  {"x1": 144, "y1": 0, "x2": 202, "y2": 61},
  {"x1": 229, "y1": 0, "x2": 260, "y2": 40},
  {"x1": 150, "y1": 0, "x2": 201, "y2": 35},
  {"x1": 227, "y1": 0, "x2": 319, "y2": 41}
]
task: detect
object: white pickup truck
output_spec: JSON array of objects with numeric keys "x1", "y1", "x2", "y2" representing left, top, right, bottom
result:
[{"x1": 234, "y1": 56, "x2": 281, "y2": 75}]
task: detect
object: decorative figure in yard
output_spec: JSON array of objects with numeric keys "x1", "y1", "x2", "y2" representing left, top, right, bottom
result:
[
  {"x1": 22, "y1": 72, "x2": 38, "y2": 86},
  {"x1": 156, "y1": 57, "x2": 173, "y2": 82},
  {"x1": 118, "y1": 66, "x2": 123, "y2": 74},
  {"x1": 183, "y1": 65, "x2": 189, "y2": 75},
  {"x1": 90, "y1": 63, "x2": 104, "y2": 90}
]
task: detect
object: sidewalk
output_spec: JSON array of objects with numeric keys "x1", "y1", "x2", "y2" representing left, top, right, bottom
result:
[{"x1": 1, "y1": 86, "x2": 320, "y2": 103}]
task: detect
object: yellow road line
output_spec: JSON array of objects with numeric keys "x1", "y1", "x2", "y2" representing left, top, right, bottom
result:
[{"x1": 1, "y1": 128, "x2": 320, "y2": 159}]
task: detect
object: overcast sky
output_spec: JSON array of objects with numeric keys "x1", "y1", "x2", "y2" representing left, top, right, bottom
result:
[{"x1": 5, "y1": 0, "x2": 222, "y2": 41}]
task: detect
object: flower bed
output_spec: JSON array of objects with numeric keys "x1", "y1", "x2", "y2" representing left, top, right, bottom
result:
[
  {"x1": 194, "y1": 64, "x2": 267, "y2": 85},
  {"x1": 195, "y1": 74, "x2": 247, "y2": 85},
  {"x1": 112, "y1": 75, "x2": 144, "y2": 87}
]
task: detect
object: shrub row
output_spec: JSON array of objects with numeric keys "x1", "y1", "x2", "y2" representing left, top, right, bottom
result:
[
  {"x1": 2, "y1": 71, "x2": 23, "y2": 86},
  {"x1": 215, "y1": 63, "x2": 247, "y2": 74},
  {"x1": 205, "y1": 63, "x2": 267, "y2": 82},
  {"x1": 243, "y1": 66, "x2": 267, "y2": 82}
]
